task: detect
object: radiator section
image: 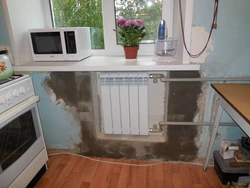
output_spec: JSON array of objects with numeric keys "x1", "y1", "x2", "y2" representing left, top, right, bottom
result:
[{"x1": 100, "y1": 72, "x2": 149, "y2": 135}]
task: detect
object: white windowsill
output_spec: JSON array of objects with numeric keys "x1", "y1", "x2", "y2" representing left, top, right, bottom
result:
[{"x1": 13, "y1": 56, "x2": 200, "y2": 72}]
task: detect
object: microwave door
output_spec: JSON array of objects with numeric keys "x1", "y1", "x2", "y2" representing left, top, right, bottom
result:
[{"x1": 30, "y1": 32, "x2": 65, "y2": 61}]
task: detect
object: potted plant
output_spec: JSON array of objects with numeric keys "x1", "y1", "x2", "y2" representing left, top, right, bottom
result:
[{"x1": 116, "y1": 18, "x2": 147, "y2": 59}]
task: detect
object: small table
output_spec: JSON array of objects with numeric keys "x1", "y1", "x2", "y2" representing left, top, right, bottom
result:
[{"x1": 204, "y1": 84, "x2": 250, "y2": 170}]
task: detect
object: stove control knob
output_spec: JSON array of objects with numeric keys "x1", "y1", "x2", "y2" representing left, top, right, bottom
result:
[
  {"x1": 13, "y1": 90, "x2": 20, "y2": 97},
  {"x1": 19, "y1": 87, "x2": 26, "y2": 94},
  {"x1": 6, "y1": 92, "x2": 13, "y2": 101},
  {"x1": 0, "y1": 96, "x2": 6, "y2": 104}
]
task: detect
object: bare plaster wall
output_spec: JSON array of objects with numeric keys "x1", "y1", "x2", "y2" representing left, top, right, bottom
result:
[{"x1": 31, "y1": 71, "x2": 202, "y2": 161}]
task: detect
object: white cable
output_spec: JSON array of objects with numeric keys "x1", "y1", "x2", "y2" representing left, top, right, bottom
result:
[{"x1": 48, "y1": 152, "x2": 214, "y2": 167}]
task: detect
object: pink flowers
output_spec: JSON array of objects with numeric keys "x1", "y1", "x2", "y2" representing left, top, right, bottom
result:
[
  {"x1": 125, "y1": 20, "x2": 135, "y2": 26},
  {"x1": 134, "y1": 19, "x2": 144, "y2": 26},
  {"x1": 116, "y1": 18, "x2": 147, "y2": 47},
  {"x1": 116, "y1": 18, "x2": 127, "y2": 27},
  {"x1": 116, "y1": 18, "x2": 144, "y2": 27}
]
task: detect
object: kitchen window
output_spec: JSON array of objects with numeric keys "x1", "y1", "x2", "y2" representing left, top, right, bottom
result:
[
  {"x1": 2, "y1": 0, "x2": 193, "y2": 64},
  {"x1": 49, "y1": 0, "x2": 174, "y2": 55},
  {"x1": 115, "y1": 0, "x2": 162, "y2": 43},
  {"x1": 50, "y1": 0, "x2": 104, "y2": 50}
]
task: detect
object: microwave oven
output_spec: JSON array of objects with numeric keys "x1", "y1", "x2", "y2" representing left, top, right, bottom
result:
[{"x1": 28, "y1": 27, "x2": 91, "y2": 61}]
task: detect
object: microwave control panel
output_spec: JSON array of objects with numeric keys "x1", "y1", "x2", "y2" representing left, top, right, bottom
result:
[{"x1": 65, "y1": 31, "x2": 77, "y2": 54}]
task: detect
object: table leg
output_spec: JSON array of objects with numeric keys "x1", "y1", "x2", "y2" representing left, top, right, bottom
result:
[{"x1": 204, "y1": 103, "x2": 223, "y2": 170}]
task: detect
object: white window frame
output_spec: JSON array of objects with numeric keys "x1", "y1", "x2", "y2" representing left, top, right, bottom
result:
[
  {"x1": 93, "y1": 0, "x2": 194, "y2": 65},
  {"x1": 93, "y1": 0, "x2": 174, "y2": 56}
]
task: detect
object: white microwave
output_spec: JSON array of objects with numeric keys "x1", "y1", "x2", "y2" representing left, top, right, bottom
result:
[{"x1": 28, "y1": 27, "x2": 91, "y2": 61}]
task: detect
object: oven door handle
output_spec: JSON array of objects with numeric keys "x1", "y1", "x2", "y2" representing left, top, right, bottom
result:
[{"x1": 0, "y1": 96, "x2": 39, "y2": 125}]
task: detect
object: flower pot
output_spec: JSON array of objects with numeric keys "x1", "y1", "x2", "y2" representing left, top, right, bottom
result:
[{"x1": 123, "y1": 47, "x2": 138, "y2": 59}]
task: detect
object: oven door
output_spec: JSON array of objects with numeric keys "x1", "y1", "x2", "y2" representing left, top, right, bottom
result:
[{"x1": 0, "y1": 96, "x2": 46, "y2": 188}]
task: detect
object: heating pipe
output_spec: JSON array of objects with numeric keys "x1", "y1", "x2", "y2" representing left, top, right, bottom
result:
[
  {"x1": 158, "y1": 121, "x2": 236, "y2": 126},
  {"x1": 150, "y1": 122, "x2": 237, "y2": 133},
  {"x1": 149, "y1": 74, "x2": 250, "y2": 83},
  {"x1": 149, "y1": 74, "x2": 250, "y2": 132}
]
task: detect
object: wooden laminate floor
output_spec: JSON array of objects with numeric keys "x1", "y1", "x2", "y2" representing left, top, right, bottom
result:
[{"x1": 35, "y1": 154, "x2": 227, "y2": 188}]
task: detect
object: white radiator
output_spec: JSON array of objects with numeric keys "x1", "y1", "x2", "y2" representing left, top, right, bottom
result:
[{"x1": 100, "y1": 72, "x2": 149, "y2": 135}]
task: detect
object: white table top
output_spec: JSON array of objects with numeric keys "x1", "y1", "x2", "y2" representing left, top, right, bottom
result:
[{"x1": 212, "y1": 84, "x2": 250, "y2": 125}]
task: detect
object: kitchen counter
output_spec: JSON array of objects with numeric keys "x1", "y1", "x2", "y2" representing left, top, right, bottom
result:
[{"x1": 13, "y1": 56, "x2": 200, "y2": 72}]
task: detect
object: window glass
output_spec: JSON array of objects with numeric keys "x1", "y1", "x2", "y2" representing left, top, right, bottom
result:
[
  {"x1": 115, "y1": 0, "x2": 162, "y2": 44},
  {"x1": 50, "y1": 0, "x2": 104, "y2": 49}
]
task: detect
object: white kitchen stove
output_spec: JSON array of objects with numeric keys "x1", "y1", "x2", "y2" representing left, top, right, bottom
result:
[{"x1": 0, "y1": 75, "x2": 48, "y2": 188}]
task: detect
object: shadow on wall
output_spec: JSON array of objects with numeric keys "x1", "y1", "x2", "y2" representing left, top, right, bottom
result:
[{"x1": 42, "y1": 71, "x2": 202, "y2": 161}]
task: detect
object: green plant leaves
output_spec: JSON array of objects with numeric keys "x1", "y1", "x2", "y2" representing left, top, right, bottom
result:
[{"x1": 117, "y1": 25, "x2": 147, "y2": 47}]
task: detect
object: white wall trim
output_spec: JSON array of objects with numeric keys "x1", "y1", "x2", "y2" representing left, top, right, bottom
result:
[
  {"x1": 1, "y1": 0, "x2": 18, "y2": 63},
  {"x1": 162, "y1": 0, "x2": 174, "y2": 37},
  {"x1": 182, "y1": 0, "x2": 194, "y2": 64}
]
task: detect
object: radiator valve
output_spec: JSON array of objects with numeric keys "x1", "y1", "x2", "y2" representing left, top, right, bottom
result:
[
  {"x1": 149, "y1": 124, "x2": 163, "y2": 133},
  {"x1": 149, "y1": 74, "x2": 164, "y2": 83}
]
